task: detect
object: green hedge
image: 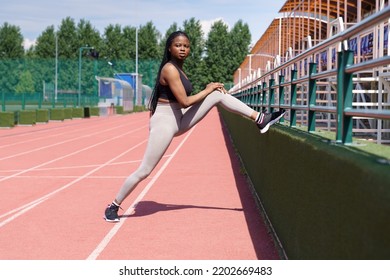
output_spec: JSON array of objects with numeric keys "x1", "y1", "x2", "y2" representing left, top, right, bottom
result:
[
  {"x1": 50, "y1": 108, "x2": 64, "y2": 121},
  {"x1": 72, "y1": 107, "x2": 84, "y2": 118},
  {"x1": 0, "y1": 111, "x2": 15, "y2": 128},
  {"x1": 220, "y1": 107, "x2": 390, "y2": 260},
  {"x1": 18, "y1": 110, "x2": 36, "y2": 125},
  {"x1": 90, "y1": 107, "x2": 99, "y2": 116},
  {"x1": 64, "y1": 108, "x2": 73, "y2": 120},
  {"x1": 36, "y1": 109, "x2": 49, "y2": 123},
  {"x1": 115, "y1": 106, "x2": 124, "y2": 114}
]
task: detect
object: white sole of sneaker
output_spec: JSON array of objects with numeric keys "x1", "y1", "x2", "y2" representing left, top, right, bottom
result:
[
  {"x1": 260, "y1": 111, "x2": 286, "y2": 134},
  {"x1": 104, "y1": 217, "x2": 120, "y2": 223}
]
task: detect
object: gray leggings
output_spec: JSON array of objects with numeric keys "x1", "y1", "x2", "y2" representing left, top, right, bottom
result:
[{"x1": 115, "y1": 91, "x2": 255, "y2": 203}]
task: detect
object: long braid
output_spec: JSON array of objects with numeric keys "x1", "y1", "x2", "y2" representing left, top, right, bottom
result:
[{"x1": 148, "y1": 31, "x2": 189, "y2": 114}]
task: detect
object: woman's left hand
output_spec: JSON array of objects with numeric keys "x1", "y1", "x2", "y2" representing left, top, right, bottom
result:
[{"x1": 217, "y1": 86, "x2": 228, "y2": 94}]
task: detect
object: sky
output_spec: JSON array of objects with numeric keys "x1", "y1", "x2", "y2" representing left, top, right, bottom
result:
[{"x1": 0, "y1": 0, "x2": 286, "y2": 50}]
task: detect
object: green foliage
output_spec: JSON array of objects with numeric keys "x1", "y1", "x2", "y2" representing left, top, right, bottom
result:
[
  {"x1": 57, "y1": 17, "x2": 79, "y2": 59},
  {"x1": 183, "y1": 18, "x2": 207, "y2": 93},
  {"x1": 63, "y1": 108, "x2": 73, "y2": 119},
  {"x1": 72, "y1": 107, "x2": 84, "y2": 118},
  {"x1": 228, "y1": 20, "x2": 251, "y2": 76},
  {"x1": 138, "y1": 22, "x2": 161, "y2": 60},
  {"x1": 0, "y1": 22, "x2": 24, "y2": 58},
  {"x1": 0, "y1": 16, "x2": 252, "y2": 98},
  {"x1": 115, "y1": 106, "x2": 124, "y2": 114},
  {"x1": 34, "y1": 25, "x2": 56, "y2": 58},
  {"x1": 205, "y1": 21, "x2": 230, "y2": 83},
  {"x1": 90, "y1": 107, "x2": 100, "y2": 116},
  {"x1": 0, "y1": 111, "x2": 15, "y2": 127},
  {"x1": 36, "y1": 109, "x2": 49, "y2": 123},
  {"x1": 50, "y1": 108, "x2": 65, "y2": 121},
  {"x1": 18, "y1": 110, "x2": 36, "y2": 125},
  {"x1": 15, "y1": 70, "x2": 35, "y2": 94}
]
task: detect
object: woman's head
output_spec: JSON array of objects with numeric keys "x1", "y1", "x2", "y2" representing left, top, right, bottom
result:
[{"x1": 164, "y1": 31, "x2": 190, "y2": 61}]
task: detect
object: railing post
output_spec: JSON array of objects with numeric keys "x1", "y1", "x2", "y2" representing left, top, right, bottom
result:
[
  {"x1": 255, "y1": 84, "x2": 261, "y2": 111},
  {"x1": 279, "y1": 75, "x2": 285, "y2": 106},
  {"x1": 269, "y1": 78, "x2": 275, "y2": 112},
  {"x1": 336, "y1": 50, "x2": 354, "y2": 144},
  {"x1": 343, "y1": 50, "x2": 354, "y2": 144},
  {"x1": 290, "y1": 69, "x2": 298, "y2": 127},
  {"x1": 308, "y1": 63, "x2": 317, "y2": 132},
  {"x1": 250, "y1": 85, "x2": 256, "y2": 108},
  {"x1": 261, "y1": 81, "x2": 267, "y2": 112},
  {"x1": 279, "y1": 75, "x2": 285, "y2": 123}
]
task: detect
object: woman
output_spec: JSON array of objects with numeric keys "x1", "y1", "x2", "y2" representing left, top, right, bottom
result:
[{"x1": 104, "y1": 31, "x2": 285, "y2": 222}]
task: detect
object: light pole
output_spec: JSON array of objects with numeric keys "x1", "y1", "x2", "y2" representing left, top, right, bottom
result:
[
  {"x1": 135, "y1": 27, "x2": 138, "y2": 106},
  {"x1": 78, "y1": 46, "x2": 94, "y2": 107},
  {"x1": 55, "y1": 33, "x2": 58, "y2": 102}
]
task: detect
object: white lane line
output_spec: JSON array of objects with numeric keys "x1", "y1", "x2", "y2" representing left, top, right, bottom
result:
[
  {"x1": 0, "y1": 117, "x2": 134, "y2": 149},
  {"x1": 0, "y1": 121, "x2": 142, "y2": 161},
  {"x1": 0, "y1": 114, "x2": 143, "y2": 149},
  {"x1": 0, "y1": 155, "x2": 171, "y2": 174},
  {"x1": 0, "y1": 139, "x2": 148, "y2": 227},
  {"x1": 86, "y1": 128, "x2": 195, "y2": 260},
  {"x1": 0, "y1": 125, "x2": 147, "y2": 183}
]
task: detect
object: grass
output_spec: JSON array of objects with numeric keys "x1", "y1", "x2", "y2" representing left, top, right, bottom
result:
[{"x1": 281, "y1": 122, "x2": 390, "y2": 161}]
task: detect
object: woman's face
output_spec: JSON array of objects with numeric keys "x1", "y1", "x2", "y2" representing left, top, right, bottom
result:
[{"x1": 169, "y1": 35, "x2": 190, "y2": 61}]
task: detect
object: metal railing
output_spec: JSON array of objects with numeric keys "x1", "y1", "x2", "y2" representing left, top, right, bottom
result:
[{"x1": 232, "y1": 7, "x2": 390, "y2": 145}]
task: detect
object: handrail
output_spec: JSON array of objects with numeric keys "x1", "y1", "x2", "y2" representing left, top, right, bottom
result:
[
  {"x1": 247, "y1": 6, "x2": 390, "y2": 84},
  {"x1": 232, "y1": 6, "x2": 390, "y2": 145}
]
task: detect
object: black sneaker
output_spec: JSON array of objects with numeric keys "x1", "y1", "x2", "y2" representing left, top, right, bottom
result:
[
  {"x1": 104, "y1": 203, "x2": 120, "y2": 222},
  {"x1": 256, "y1": 109, "x2": 286, "y2": 134}
]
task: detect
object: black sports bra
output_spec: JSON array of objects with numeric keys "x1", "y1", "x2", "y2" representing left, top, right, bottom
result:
[{"x1": 158, "y1": 62, "x2": 193, "y2": 101}]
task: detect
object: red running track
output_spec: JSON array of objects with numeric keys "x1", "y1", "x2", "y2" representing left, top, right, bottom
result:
[{"x1": 0, "y1": 108, "x2": 279, "y2": 260}]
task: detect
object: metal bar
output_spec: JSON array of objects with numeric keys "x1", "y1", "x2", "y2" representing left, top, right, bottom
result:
[
  {"x1": 344, "y1": 109, "x2": 390, "y2": 119},
  {"x1": 345, "y1": 55, "x2": 390, "y2": 73},
  {"x1": 309, "y1": 106, "x2": 337, "y2": 114}
]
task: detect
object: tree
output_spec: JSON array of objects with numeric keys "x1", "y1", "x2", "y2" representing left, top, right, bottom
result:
[
  {"x1": 57, "y1": 17, "x2": 79, "y2": 59},
  {"x1": 183, "y1": 18, "x2": 206, "y2": 93},
  {"x1": 34, "y1": 25, "x2": 56, "y2": 58},
  {"x1": 138, "y1": 21, "x2": 161, "y2": 60},
  {"x1": 122, "y1": 26, "x2": 137, "y2": 59},
  {"x1": 15, "y1": 70, "x2": 35, "y2": 94},
  {"x1": 0, "y1": 22, "x2": 24, "y2": 58},
  {"x1": 227, "y1": 20, "x2": 251, "y2": 84},
  {"x1": 77, "y1": 19, "x2": 101, "y2": 50},
  {"x1": 101, "y1": 24, "x2": 126, "y2": 61},
  {"x1": 204, "y1": 20, "x2": 230, "y2": 83}
]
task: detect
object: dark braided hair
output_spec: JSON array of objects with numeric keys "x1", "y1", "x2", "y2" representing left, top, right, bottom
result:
[{"x1": 148, "y1": 31, "x2": 190, "y2": 114}]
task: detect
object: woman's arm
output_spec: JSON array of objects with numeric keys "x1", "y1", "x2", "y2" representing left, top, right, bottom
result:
[{"x1": 160, "y1": 63, "x2": 225, "y2": 108}]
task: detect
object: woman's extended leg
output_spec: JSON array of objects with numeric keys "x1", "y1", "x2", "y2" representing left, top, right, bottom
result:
[
  {"x1": 179, "y1": 91, "x2": 286, "y2": 134},
  {"x1": 178, "y1": 91, "x2": 256, "y2": 134}
]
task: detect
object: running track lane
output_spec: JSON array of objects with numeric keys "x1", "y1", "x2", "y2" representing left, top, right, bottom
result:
[{"x1": 0, "y1": 109, "x2": 279, "y2": 260}]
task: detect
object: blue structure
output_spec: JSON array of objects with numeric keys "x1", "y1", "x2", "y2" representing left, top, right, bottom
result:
[{"x1": 114, "y1": 73, "x2": 140, "y2": 105}]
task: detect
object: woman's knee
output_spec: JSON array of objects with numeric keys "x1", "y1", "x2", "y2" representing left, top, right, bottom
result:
[
  {"x1": 209, "y1": 90, "x2": 224, "y2": 98},
  {"x1": 134, "y1": 166, "x2": 153, "y2": 181},
  {"x1": 204, "y1": 90, "x2": 225, "y2": 104}
]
